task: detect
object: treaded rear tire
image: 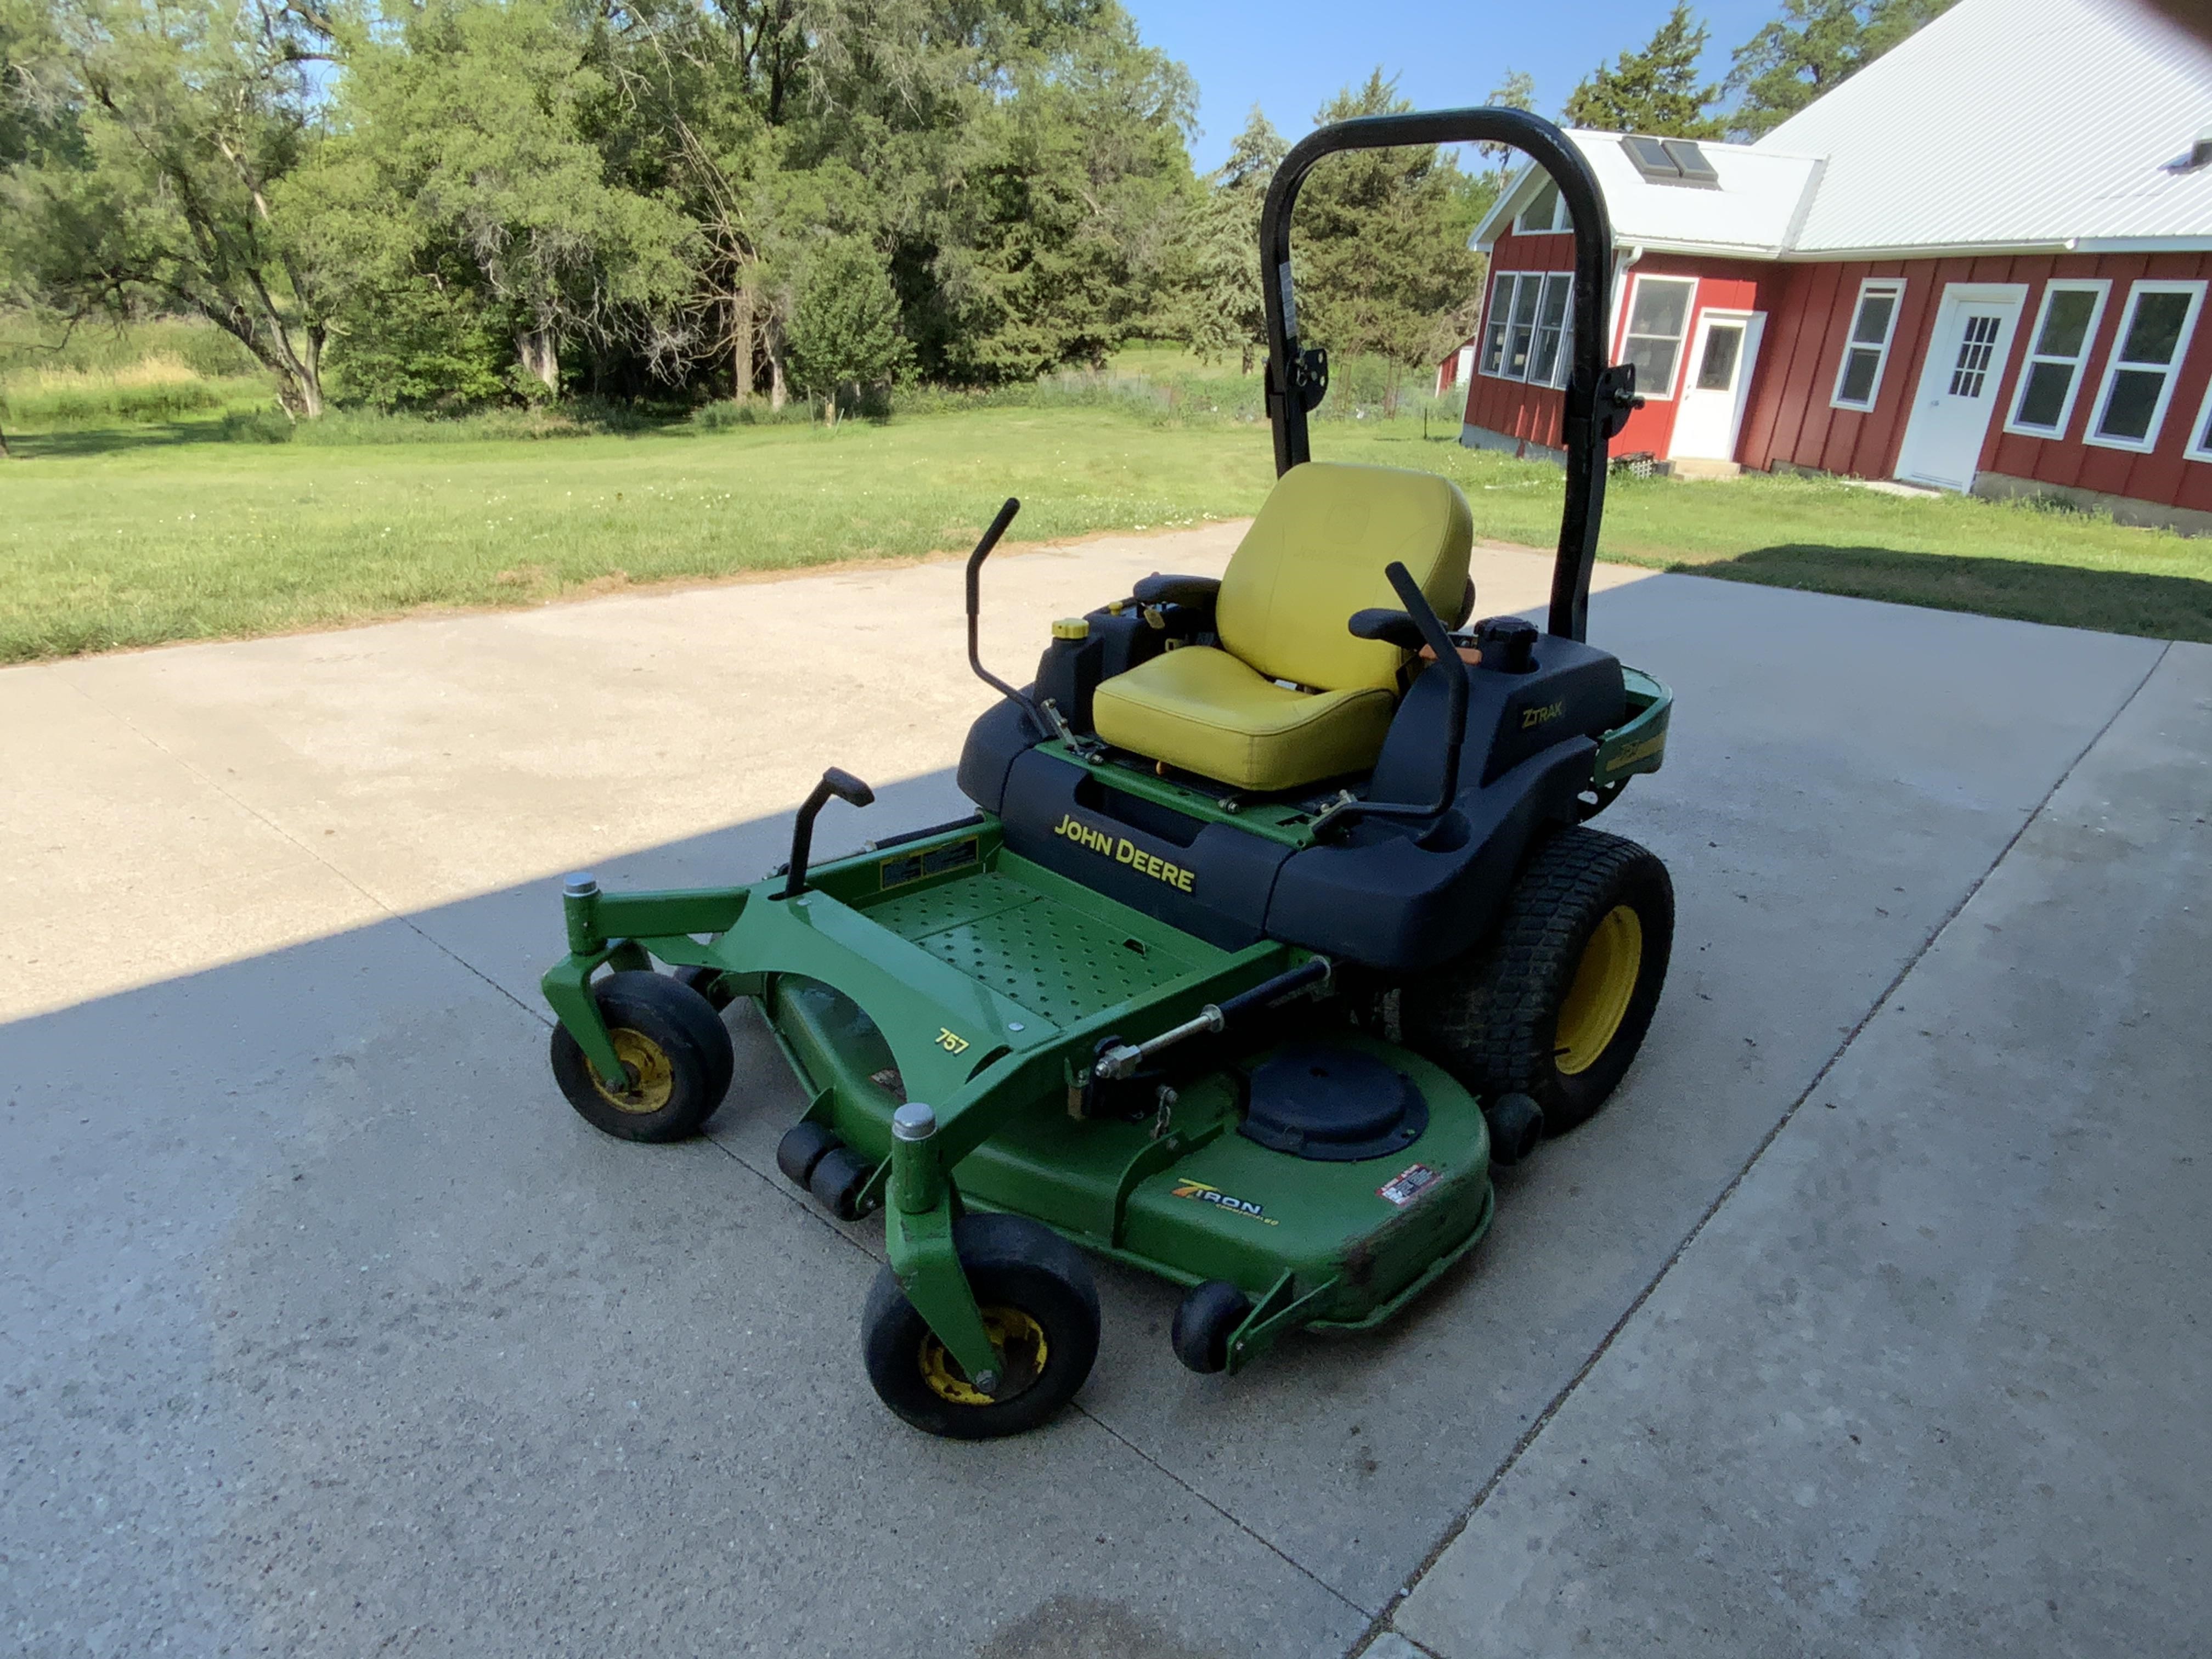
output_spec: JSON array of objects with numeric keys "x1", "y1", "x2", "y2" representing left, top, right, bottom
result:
[{"x1": 1402, "y1": 827, "x2": 1673, "y2": 1136}]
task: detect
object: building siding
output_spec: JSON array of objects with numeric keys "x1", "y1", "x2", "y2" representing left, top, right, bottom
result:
[{"x1": 1460, "y1": 240, "x2": 2212, "y2": 517}]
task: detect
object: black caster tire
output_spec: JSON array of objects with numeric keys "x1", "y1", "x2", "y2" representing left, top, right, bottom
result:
[
  {"x1": 1481, "y1": 1092, "x2": 1545, "y2": 1167},
  {"x1": 671, "y1": 963, "x2": 735, "y2": 1011},
  {"x1": 1403, "y1": 827, "x2": 1673, "y2": 1137},
  {"x1": 807, "y1": 1146, "x2": 873, "y2": 1219},
  {"x1": 861, "y1": 1213, "x2": 1100, "y2": 1440},
  {"x1": 777, "y1": 1122, "x2": 840, "y2": 1189},
  {"x1": 550, "y1": 970, "x2": 734, "y2": 1142},
  {"x1": 1171, "y1": 1279, "x2": 1252, "y2": 1375}
]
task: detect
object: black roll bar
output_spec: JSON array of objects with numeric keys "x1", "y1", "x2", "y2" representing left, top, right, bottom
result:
[{"x1": 1258, "y1": 108, "x2": 1637, "y2": 643}]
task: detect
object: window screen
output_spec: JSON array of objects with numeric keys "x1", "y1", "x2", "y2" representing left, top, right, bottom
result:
[
  {"x1": 1530, "y1": 274, "x2": 1573, "y2": 387},
  {"x1": 2090, "y1": 283, "x2": 2204, "y2": 449},
  {"x1": 1622, "y1": 277, "x2": 1695, "y2": 399},
  {"x1": 1480, "y1": 272, "x2": 1516, "y2": 376},
  {"x1": 1832, "y1": 280, "x2": 1904, "y2": 410},
  {"x1": 2007, "y1": 283, "x2": 2106, "y2": 436}
]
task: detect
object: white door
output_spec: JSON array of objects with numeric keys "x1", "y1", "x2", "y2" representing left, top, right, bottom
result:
[
  {"x1": 1669, "y1": 310, "x2": 1765, "y2": 460},
  {"x1": 1895, "y1": 284, "x2": 2028, "y2": 490}
]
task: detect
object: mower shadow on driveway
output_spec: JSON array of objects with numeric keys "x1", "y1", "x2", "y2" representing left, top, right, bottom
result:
[{"x1": 0, "y1": 575, "x2": 2171, "y2": 1656}]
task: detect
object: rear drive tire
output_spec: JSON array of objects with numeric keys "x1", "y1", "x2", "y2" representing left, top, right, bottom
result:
[
  {"x1": 1403, "y1": 827, "x2": 1673, "y2": 1136},
  {"x1": 861, "y1": 1214, "x2": 1100, "y2": 1439},
  {"x1": 550, "y1": 970, "x2": 734, "y2": 1142}
]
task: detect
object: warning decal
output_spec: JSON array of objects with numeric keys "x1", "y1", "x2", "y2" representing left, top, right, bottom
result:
[{"x1": 1377, "y1": 1163, "x2": 1438, "y2": 1208}]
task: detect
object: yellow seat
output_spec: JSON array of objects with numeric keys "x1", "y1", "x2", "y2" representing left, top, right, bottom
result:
[{"x1": 1091, "y1": 462, "x2": 1472, "y2": 791}]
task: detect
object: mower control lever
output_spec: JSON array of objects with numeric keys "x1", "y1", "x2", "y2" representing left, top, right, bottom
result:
[
  {"x1": 781, "y1": 767, "x2": 875, "y2": 900},
  {"x1": 1313, "y1": 565, "x2": 1471, "y2": 838},
  {"x1": 964, "y1": 497, "x2": 1049, "y2": 737}
]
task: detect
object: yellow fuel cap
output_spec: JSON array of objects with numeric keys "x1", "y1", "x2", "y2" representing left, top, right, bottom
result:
[{"x1": 1052, "y1": 617, "x2": 1091, "y2": 640}]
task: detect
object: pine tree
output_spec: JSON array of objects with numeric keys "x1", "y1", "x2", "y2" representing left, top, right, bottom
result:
[
  {"x1": 1176, "y1": 107, "x2": 1284, "y2": 373},
  {"x1": 1562, "y1": 3, "x2": 1724, "y2": 138},
  {"x1": 1293, "y1": 71, "x2": 1486, "y2": 378},
  {"x1": 1723, "y1": 0, "x2": 1956, "y2": 140},
  {"x1": 785, "y1": 237, "x2": 912, "y2": 423}
]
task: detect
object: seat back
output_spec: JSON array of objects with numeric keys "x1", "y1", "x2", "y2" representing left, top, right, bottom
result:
[{"x1": 1216, "y1": 462, "x2": 1474, "y2": 693}]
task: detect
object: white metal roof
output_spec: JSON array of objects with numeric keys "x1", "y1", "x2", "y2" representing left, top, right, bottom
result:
[
  {"x1": 1757, "y1": 0, "x2": 2212, "y2": 255},
  {"x1": 1471, "y1": 0, "x2": 2212, "y2": 263},
  {"x1": 1473, "y1": 133, "x2": 1823, "y2": 258}
]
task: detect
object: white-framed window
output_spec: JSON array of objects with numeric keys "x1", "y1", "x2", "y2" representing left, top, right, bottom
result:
[
  {"x1": 1479, "y1": 270, "x2": 1573, "y2": 386},
  {"x1": 2183, "y1": 371, "x2": 2212, "y2": 464},
  {"x1": 1620, "y1": 275, "x2": 1696, "y2": 401},
  {"x1": 1831, "y1": 278, "x2": 1905, "y2": 410},
  {"x1": 1514, "y1": 178, "x2": 1571, "y2": 235},
  {"x1": 1530, "y1": 273, "x2": 1573, "y2": 386},
  {"x1": 2086, "y1": 280, "x2": 2205, "y2": 452},
  {"x1": 2004, "y1": 280, "x2": 2109, "y2": 438}
]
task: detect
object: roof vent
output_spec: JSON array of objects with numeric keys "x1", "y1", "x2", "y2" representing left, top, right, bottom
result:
[
  {"x1": 2171, "y1": 130, "x2": 2212, "y2": 172},
  {"x1": 1620, "y1": 133, "x2": 1720, "y2": 186}
]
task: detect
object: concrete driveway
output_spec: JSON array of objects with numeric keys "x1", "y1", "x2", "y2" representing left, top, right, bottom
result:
[{"x1": 3, "y1": 526, "x2": 2205, "y2": 1657}]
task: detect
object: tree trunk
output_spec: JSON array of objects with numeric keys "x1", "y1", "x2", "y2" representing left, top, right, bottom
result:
[
  {"x1": 768, "y1": 347, "x2": 787, "y2": 411},
  {"x1": 730, "y1": 290, "x2": 756, "y2": 401},
  {"x1": 516, "y1": 327, "x2": 559, "y2": 393}
]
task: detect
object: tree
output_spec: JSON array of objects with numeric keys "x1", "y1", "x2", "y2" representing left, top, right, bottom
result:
[
  {"x1": 1289, "y1": 71, "x2": 1484, "y2": 382},
  {"x1": 320, "y1": 0, "x2": 696, "y2": 400},
  {"x1": 1562, "y1": 3, "x2": 1724, "y2": 138},
  {"x1": 783, "y1": 236, "x2": 911, "y2": 422},
  {"x1": 1723, "y1": 0, "x2": 1956, "y2": 139},
  {"x1": 1, "y1": 0, "x2": 349, "y2": 416},
  {"x1": 1175, "y1": 106, "x2": 1284, "y2": 373},
  {"x1": 924, "y1": 8, "x2": 1197, "y2": 382}
]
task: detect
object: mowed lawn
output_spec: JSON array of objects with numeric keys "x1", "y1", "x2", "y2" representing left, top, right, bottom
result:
[{"x1": 5, "y1": 404, "x2": 2211, "y2": 662}]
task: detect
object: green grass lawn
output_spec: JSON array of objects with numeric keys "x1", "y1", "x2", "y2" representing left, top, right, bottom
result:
[{"x1": 4, "y1": 399, "x2": 2210, "y2": 663}]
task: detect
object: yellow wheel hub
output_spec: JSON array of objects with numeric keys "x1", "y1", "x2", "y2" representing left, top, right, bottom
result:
[
  {"x1": 1555, "y1": 905, "x2": 1644, "y2": 1076},
  {"x1": 594, "y1": 1028, "x2": 675, "y2": 1114},
  {"x1": 918, "y1": 1306, "x2": 1048, "y2": 1407}
]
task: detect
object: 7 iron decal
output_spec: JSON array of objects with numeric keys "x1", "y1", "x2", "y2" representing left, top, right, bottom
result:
[{"x1": 1169, "y1": 1177, "x2": 1280, "y2": 1224}]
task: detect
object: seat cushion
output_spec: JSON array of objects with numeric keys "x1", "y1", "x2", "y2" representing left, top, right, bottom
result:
[
  {"x1": 1091, "y1": 645, "x2": 1396, "y2": 792},
  {"x1": 1216, "y1": 462, "x2": 1474, "y2": 693}
]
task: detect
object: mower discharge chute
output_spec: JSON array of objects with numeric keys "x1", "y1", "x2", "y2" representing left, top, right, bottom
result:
[{"x1": 540, "y1": 106, "x2": 1675, "y2": 1438}]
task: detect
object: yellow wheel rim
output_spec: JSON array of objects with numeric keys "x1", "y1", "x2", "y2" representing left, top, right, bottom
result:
[
  {"x1": 1554, "y1": 905, "x2": 1644, "y2": 1076},
  {"x1": 594, "y1": 1028, "x2": 675, "y2": 1114},
  {"x1": 918, "y1": 1306, "x2": 1048, "y2": 1407}
]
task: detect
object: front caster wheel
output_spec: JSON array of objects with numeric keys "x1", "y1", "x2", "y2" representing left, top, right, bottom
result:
[
  {"x1": 861, "y1": 1214, "x2": 1100, "y2": 1440},
  {"x1": 550, "y1": 970, "x2": 734, "y2": 1142}
]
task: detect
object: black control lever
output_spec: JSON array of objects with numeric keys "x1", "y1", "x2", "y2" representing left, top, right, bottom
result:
[
  {"x1": 1314, "y1": 562, "x2": 1470, "y2": 837},
  {"x1": 964, "y1": 498, "x2": 1048, "y2": 736},
  {"x1": 782, "y1": 768, "x2": 875, "y2": 899}
]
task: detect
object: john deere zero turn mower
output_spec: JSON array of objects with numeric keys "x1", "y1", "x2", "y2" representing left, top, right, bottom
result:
[{"x1": 541, "y1": 107, "x2": 1674, "y2": 1438}]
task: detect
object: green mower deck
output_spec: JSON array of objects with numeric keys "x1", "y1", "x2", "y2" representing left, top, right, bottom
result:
[{"x1": 544, "y1": 820, "x2": 1499, "y2": 1381}]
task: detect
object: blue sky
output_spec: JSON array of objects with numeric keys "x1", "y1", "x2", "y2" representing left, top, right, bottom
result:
[{"x1": 1121, "y1": 0, "x2": 1784, "y2": 171}]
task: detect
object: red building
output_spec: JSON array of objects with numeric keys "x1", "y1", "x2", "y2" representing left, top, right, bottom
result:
[{"x1": 1443, "y1": 0, "x2": 2212, "y2": 531}]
